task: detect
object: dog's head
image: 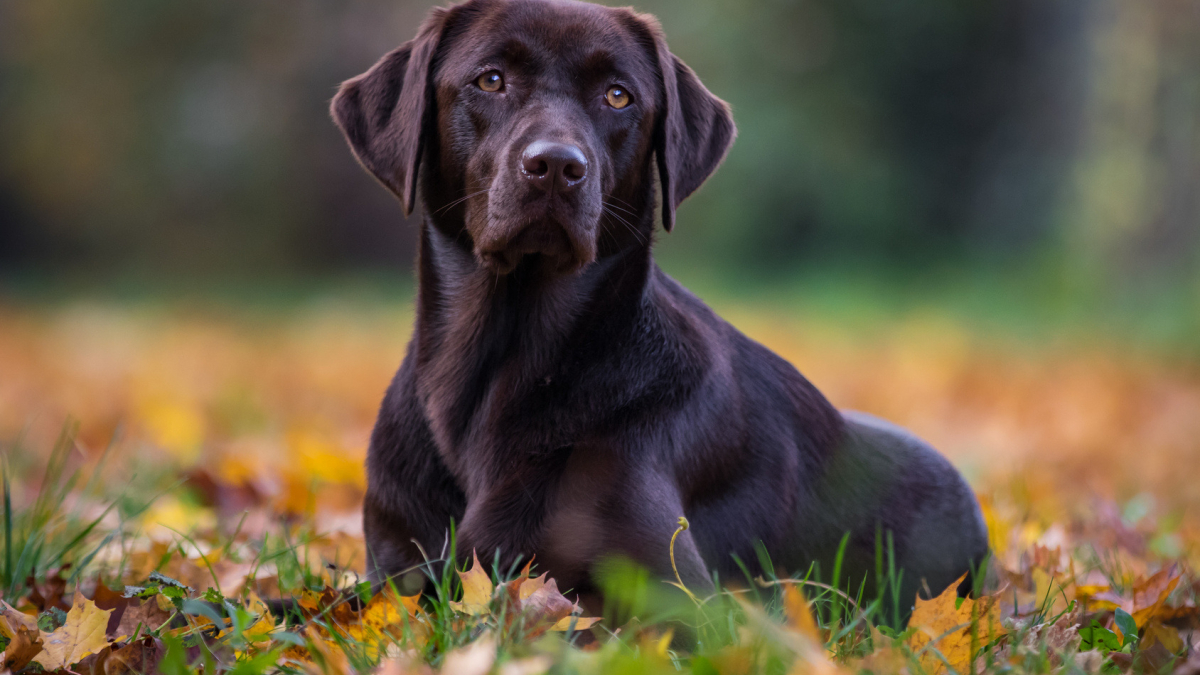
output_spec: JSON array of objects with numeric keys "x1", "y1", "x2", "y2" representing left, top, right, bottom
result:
[{"x1": 332, "y1": 0, "x2": 735, "y2": 275}]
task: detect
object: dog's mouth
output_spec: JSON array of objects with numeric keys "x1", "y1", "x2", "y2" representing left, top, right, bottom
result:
[{"x1": 477, "y1": 219, "x2": 581, "y2": 275}]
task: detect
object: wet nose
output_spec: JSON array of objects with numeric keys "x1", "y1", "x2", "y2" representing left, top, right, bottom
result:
[{"x1": 520, "y1": 140, "x2": 587, "y2": 193}]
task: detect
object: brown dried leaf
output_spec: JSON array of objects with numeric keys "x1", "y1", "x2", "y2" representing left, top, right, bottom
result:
[
  {"x1": 0, "y1": 611, "x2": 44, "y2": 672},
  {"x1": 25, "y1": 567, "x2": 70, "y2": 612},
  {"x1": 103, "y1": 637, "x2": 160, "y2": 675},
  {"x1": 92, "y1": 579, "x2": 131, "y2": 638},
  {"x1": 115, "y1": 598, "x2": 174, "y2": 638},
  {"x1": 1132, "y1": 568, "x2": 1182, "y2": 628}
]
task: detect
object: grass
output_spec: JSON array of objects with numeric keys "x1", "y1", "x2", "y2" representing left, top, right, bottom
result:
[
  {"x1": 0, "y1": 298, "x2": 1196, "y2": 674},
  {"x1": 0, "y1": 425, "x2": 1195, "y2": 675}
]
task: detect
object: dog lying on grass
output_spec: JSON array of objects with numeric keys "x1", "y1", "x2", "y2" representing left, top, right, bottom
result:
[{"x1": 331, "y1": 0, "x2": 988, "y2": 619}]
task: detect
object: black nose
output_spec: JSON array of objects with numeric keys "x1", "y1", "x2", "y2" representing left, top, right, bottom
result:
[{"x1": 520, "y1": 140, "x2": 587, "y2": 193}]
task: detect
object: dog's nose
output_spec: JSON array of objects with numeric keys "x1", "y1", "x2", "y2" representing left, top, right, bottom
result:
[{"x1": 520, "y1": 140, "x2": 587, "y2": 192}]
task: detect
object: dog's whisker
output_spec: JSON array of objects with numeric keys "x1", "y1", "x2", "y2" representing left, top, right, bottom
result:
[
  {"x1": 603, "y1": 194, "x2": 640, "y2": 213},
  {"x1": 434, "y1": 188, "x2": 491, "y2": 215},
  {"x1": 602, "y1": 205, "x2": 646, "y2": 245},
  {"x1": 604, "y1": 202, "x2": 640, "y2": 218}
]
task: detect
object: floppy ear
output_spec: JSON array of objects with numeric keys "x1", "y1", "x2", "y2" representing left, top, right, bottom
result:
[
  {"x1": 330, "y1": 9, "x2": 450, "y2": 216},
  {"x1": 649, "y1": 24, "x2": 737, "y2": 232}
]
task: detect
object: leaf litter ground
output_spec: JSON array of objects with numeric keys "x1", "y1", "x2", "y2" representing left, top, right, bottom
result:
[{"x1": 0, "y1": 301, "x2": 1197, "y2": 675}]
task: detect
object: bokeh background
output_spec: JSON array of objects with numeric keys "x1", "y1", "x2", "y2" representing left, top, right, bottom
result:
[
  {"x1": 2, "y1": 0, "x2": 1198, "y2": 315},
  {"x1": 1, "y1": 0, "x2": 1199, "y2": 564}
]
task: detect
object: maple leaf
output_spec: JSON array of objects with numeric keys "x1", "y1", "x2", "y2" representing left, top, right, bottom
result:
[
  {"x1": 344, "y1": 589, "x2": 427, "y2": 656},
  {"x1": 907, "y1": 575, "x2": 1003, "y2": 675},
  {"x1": 500, "y1": 571, "x2": 599, "y2": 636},
  {"x1": 91, "y1": 578, "x2": 133, "y2": 638},
  {"x1": 32, "y1": 590, "x2": 114, "y2": 671},
  {"x1": 1080, "y1": 567, "x2": 1190, "y2": 629},
  {"x1": 449, "y1": 551, "x2": 495, "y2": 616},
  {"x1": 0, "y1": 603, "x2": 44, "y2": 672}
]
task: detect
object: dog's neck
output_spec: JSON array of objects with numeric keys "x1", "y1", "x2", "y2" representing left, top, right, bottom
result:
[{"x1": 411, "y1": 214, "x2": 655, "y2": 456}]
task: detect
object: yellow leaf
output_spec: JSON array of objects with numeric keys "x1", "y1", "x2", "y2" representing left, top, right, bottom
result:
[
  {"x1": 907, "y1": 575, "x2": 1002, "y2": 675},
  {"x1": 449, "y1": 551, "x2": 494, "y2": 616},
  {"x1": 782, "y1": 584, "x2": 823, "y2": 644},
  {"x1": 242, "y1": 591, "x2": 277, "y2": 641},
  {"x1": 517, "y1": 573, "x2": 547, "y2": 601},
  {"x1": 548, "y1": 614, "x2": 601, "y2": 632},
  {"x1": 32, "y1": 591, "x2": 114, "y2": 671},
  {"x1": 304, "y1": 625, "x2": 352, "y2": 675},
  {"x1": 1139, "y1": 621, "x2": 1183, "y2": 654}
]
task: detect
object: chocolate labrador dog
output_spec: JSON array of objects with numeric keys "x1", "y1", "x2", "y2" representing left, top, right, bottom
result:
[{"x1": 332, "y1": 0, "x2": 988, "y2": 616}]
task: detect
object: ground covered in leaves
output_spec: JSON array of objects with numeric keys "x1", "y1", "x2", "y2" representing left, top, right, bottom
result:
[{"x1": 0, "y1": 299, "x2": 1197, "y2": 675}]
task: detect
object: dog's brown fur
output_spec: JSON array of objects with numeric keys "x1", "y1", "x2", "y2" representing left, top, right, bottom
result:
[{"x1": 331, "y1": 0, "x2": 987, "y2": 619}]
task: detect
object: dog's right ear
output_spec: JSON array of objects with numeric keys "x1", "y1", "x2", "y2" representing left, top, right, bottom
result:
[{"x1": 331, "y1": 9, "x2": 451, "y2": 216}]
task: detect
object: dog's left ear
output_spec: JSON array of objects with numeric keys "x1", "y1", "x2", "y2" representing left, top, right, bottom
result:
[
  {"x1": 640, "y1": 16, "x2": 737, "y2": 232},
  {"x1": 330, "y1": 8, "x2": 452, "y2": 216}
]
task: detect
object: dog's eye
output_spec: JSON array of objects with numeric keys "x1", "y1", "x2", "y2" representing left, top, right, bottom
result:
[
  {"x1": 605, "y1": 86, "x2": 631, "y2": 109},
  {"x1": 477, "y1": 71, "x2": 504, "y2": 92}
]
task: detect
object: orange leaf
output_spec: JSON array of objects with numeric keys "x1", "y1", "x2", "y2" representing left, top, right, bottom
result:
[
  {"x1": 907, "y1": 575, "x2": 1002, "y2": 675},
  {"x1": 782, "y1": 584, "x2": 823, "y2": 644},
  {"x1": 1130, "y1": 568, "x2": 1181, "y2": 628}
]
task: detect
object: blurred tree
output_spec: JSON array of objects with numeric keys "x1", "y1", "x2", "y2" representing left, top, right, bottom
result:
[{"x1": 0, "y1": 0, "x2": 1195, "y2": 295}]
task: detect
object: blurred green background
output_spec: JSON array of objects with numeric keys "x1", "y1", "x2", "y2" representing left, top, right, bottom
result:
[{"x1": 1, "y1": 0, "x2": 1197, "y2": 345}]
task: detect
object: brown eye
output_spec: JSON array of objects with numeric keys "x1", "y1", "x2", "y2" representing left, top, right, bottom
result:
[
  {"x1": 605, "y1": 86, "x2": 631, "y2": 109},
  {"x1": 477, "y1": 71, "x2": 504, "y2": 92}
]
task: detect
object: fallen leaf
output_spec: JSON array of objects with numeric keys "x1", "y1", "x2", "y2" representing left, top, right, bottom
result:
[
  {"x1": 25, "y1": 567, "x2": 71, "y2": 612},
  {"x1": 1132, "y1": 568, "x2": 1182, "y2": 628},
  {"x1": 507, "y1": 577, "x2": 573, "y2": 634},
  {"x1": 782, "y1": 584, "x2": 823, "y2": 644},
  {"x1": 303, "y1": 625, "x2": 351, "y2": 675},
  {"x1": 907, "y1": 574, "x2": 1002, "y2": 675},
  {"x1": 449, "y1": 551, "x2": 494, "y2": 616},
  {"x1": 103, "y1": 637, "x2": 160, "y2": 675},
  {"x1": 548, "y1": 614, "x2": 601, "y2": 632},
  {"x1": 115, "y1": 598, "x2": 174, "y2": 638},
  {"x1": 92, "y1": 579, "x2": 131, "y2": 638},
  {"x1": 0, "y1": 610, "x2": 44, "y2": 672},
  {"x1": 0, "y1": 601, "x2": 38, "y2": 632},
  {"x1": 33, "y1": 591, "x2": 115, "y2": 671},
  {"x1": 241, "y1": 591, "x2": 277, "y2": 642},
  {"x1": 1140, "y1": 620, "x2": 1184, "y2": 654}
]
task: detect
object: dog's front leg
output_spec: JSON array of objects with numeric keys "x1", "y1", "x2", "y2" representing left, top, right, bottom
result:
[
  {"x1": 600, "y1": 470, "x2": 714, "y2": 594},
  {"x1": 453, "y1": 465, "x2": 564, "y2": 574},
  {"x1": 364, "y1": 365, "x2": 467, "y2": 593}
]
